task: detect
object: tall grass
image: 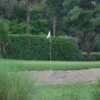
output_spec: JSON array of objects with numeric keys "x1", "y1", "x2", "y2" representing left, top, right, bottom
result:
[
  {"x1": 33, "y1": 83, "x2": 95, "y2": 100},
  {"x1": 0, "y1": 61, "x2": 36, "y2": 100},
  {"x1": 90, "y1": 77, "x2": 100, "y2": 100}
]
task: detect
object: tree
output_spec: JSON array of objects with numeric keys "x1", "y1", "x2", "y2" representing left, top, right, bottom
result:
[
  {"x1": 63, "y1": 4, "x2": 100, "y2": 61},
  {"x1": 45, "y1": 0, "x2": 65, "y2": 36},
  {"x1": 6, "y1": 3, "x2": 27, "y2": 22},
  {"x1": 0, "y1": 20, "x2": 9, "y2": 57},
  {"x1": 2, "y1": 6, "x2": 49, "y2": 35},
  {"x1": 27, "y1": 0, "x2": 31, "y2": 34},
  {"x1": 92, "y1": 3, "x2": 100, "y2": 51},
  {"x1": 0, "y1": 0, "x2": 14, "y2": 57},
  {"x1": 26, "y1": 0, "x2": 41, "y2": 34},
  {"x1": 30, "y1": 6, "x2": 49, "y2": 35},
  {"x1": 0, "y1": 0, "x2": 15, "y2": 17}
]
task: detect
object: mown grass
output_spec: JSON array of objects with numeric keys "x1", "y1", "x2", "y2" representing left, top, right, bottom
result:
[{"x1": 0, "y1": 59, "x2": 100, "y2": 70}]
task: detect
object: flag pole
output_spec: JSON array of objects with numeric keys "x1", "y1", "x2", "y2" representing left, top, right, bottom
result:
[
  {"x1": 50, "y1": 34, "x2": 51, "y2": 62},
  {"x1": 47, "y1": 31, "x2": 51, "y2": 62}
]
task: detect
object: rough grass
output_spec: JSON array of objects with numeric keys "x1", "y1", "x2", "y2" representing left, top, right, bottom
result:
[
  {"x1": 0, "y1": 61, "x2": 37, "y2": 100},
  {"x1": 0, "y1": 59, "x2": 100, "y2": 70},
  {"x1": 34, "y1": 83, "x2": 95, "y2": 100}
]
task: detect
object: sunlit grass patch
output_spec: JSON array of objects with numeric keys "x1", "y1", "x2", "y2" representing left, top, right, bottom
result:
[{"x1": 0, "y1": 59, "x2": 100, "y2": 70}]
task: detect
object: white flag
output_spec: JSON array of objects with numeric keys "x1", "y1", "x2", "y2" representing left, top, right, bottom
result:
[{"x1": 47, "y1": 31, "x2": 50, "y2": 39}]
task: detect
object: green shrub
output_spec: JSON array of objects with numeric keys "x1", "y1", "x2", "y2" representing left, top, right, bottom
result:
[
  {"x1": 62, "y1": 35, "x2": 83, "y2": 61},
  {"x1": 93, "y1": 35, "x2": 100, "y2": 52},
  {"x1": 90, "y1": 77, "x2": 100, "y2": 100},
  {"x1": 2, "y1": 19, "x2": 27, "y2": 34},
  {"x1": 82, "y1": 52, "x2": 100, "y2": 61},
  {"x1": 2, "y1": 6, "x2": 49, "y2": 35},
  {"x1": 3, "y1": 34, "x2": 74, "y2": 61},
  {"x1": 0, "y1": 19, "x2": 9, "y2": 58},
  {"x1": 30, "y1": 6, "x2": 49, "y2": 35},
  {"x1": 51, "y1": 37, "x2": 73, "y2": 60},
  {"x1": 0, "y1": 60, "x2": 36, "y2": 100},
  {"x1": 4, "y1": 34, "x2": 50, "y2": 60}
]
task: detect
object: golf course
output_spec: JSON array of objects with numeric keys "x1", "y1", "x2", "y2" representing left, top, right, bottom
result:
[{"x1": 0, "y1": 59, "x2": 100, "y2": 100}]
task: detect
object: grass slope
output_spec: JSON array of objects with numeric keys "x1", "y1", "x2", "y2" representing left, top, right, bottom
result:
[{"x1": 0, "y1": 59, "x2": 100, "y2": 70}]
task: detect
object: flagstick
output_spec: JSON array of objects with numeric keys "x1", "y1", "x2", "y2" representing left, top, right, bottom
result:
[
  {"x1": 47, "y1": 31, "x2": 51, "y2": 62},
  {"x1": 50, "y1": 35, "x2": 51, "y2": 62}
]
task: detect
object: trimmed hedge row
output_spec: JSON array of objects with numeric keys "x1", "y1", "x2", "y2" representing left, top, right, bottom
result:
[
  {"x1": 82, "y1": 52, "x2": 100, "y2": 61},
  {"x1": 51, "y1": 37, "x2": 73, "y2": 60},
  {"x1": 3, "y1": 34, "x2": 74, "y2": 60}
]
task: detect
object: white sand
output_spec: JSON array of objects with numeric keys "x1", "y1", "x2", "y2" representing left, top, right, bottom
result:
[{"x1": 21, "y1": 68, "x2": 100, "y2": 85}]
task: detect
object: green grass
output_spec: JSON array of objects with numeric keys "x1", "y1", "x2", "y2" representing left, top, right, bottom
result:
[
  {"x1": 0, "y1": 59, "x2": 99, "y2": 100},
  {"x1": 0, "y1": 59, "x2": 100, "y2": 70},
  {"x1": 0, "y1": 61, "x2": 37, "y2": 100},
  {"x1": 34, "y1": 83, "x2": 95, "y2": 100}
]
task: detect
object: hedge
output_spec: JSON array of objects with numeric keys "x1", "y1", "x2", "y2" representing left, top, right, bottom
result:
[
  {"x1": 3, "y1": 34, "x2": 74, "y2": 61},
  {"x1": 82, "y1": 52, "x2": 100, "y2": 61},
  {"x1": 51, "y1": 37, "x2": 73, "y2": 60},
  {"x1": 62, "y1": 35, "x2": 83, "y2": 61}
]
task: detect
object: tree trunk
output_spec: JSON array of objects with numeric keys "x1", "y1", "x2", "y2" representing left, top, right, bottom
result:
[
  {"x1": 53, "y1": 19, "x2": 56, "y2": 36},
  {"x1": 0, "y1": 42, "x2": 2, "y2": 58},
  {"x1": 86, "y1": 51, "x2": 91, "y2": 61},
  {"x1": 27, "y1": 0, "x2": 31, "y2": 34}
]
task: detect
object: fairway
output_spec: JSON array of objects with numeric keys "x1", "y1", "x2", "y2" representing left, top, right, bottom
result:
[{"x1": 0, "y1": 59, "x2": 100, "y2": 70}]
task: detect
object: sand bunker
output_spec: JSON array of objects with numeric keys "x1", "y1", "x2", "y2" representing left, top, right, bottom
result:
[{"x1": 21, "y1": 68, "x2": 100, "y2": 85}]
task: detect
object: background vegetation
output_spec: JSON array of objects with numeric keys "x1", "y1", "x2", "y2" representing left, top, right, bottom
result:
[
  {"x1": 0, "y1": 1, "x2": 100, "y2": 100},
  {"x1": 3, "y1": 35, "x2": 75, "y2": 61},
  {"x1": 1, "y1": 0, "x2": 100, "y2": 61}
]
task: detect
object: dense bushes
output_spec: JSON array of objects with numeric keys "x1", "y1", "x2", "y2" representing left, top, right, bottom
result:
[
  {"x1": 4, "y1": 35, "x2": 49, "y2": 60},
  {"x1": 51, "y1": 37, "x2": 73, "y2": 60},
  {"x1": 2, "y1": 6, "x2": 49, "y2": 35},
  {"x1": 3, "y1": 34, "x2": 100, "y2": 61},
  {"x1": 0, "y1": 19, "x2": 9, "y2": 58},
  {"x1": 30, "y1": 6, "x2": 49, "y2": 35},
  {"x1": 3, "y1": 19, "x2": 27, "y2": 34},
  {"x1": 63, "y1": 35, "x2": 83, "y2": 61},
  {"x1": 82, "y1": 52, "x2": 100, "y2": 61},
  {"x1": 3, "y1": 34, "x2": 74, "y2": 60}
]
